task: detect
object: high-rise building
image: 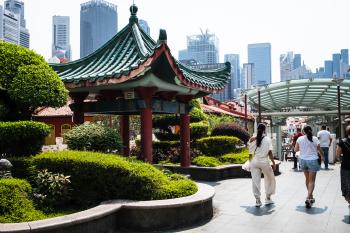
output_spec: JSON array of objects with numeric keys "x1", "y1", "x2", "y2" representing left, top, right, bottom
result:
[
  {"x1": 341, "y1": 49, "x2": 349, "y2": 65},
  {"x1": 324, "y1": 60, "x2": 333, "y2": 78},
  {"x1": 280, "y1": 52, "x2": 294, "y2": 81},
  {"x1": 248, "y1": 43, "x2": 271, "y2": 86},
  {"x1": 0, "y1": 5, "x2": 3, "y2": 39},
  {"x1": 52, "y1": 16, "x2": 71, "y2": 61},
  {"x1": 2, "y1": 8, "x2": 20, "y2": 45},
  {"x1": 293, "y1": 54, "x2": 301, "y2": 69},
  {"x1": 179, "y1": 30, "x2": 219, "y2": 64},
  {"x1": 224, "y1": 54, "x2": 240, "y2": 99},
  {"x1": 4, "y1": 0, "x2": 29, "y2": 48},
  {"x1": 139, "y1": 19, "x2": 150, "y2": 35},
  {"x1": 332, "y1": 53, "x2": 341, "y2": 77},
  {"x1": 242, "y1": 63, "x2": 254, "y2": 89},
  {"x1": 80, "y1": 0, "x2": 118, "y2": 58}
]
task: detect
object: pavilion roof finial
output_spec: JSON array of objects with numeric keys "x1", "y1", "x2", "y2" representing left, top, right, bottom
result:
[{"x1": 129, "y1": 4, "x2": 138, "y2": 24}]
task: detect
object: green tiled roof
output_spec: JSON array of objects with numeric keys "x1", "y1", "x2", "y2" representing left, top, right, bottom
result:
[{"x1": 51, "y1": 5, "x2": 230, "y2": 93}]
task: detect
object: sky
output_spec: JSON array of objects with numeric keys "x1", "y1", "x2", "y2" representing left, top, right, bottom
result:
[{"x1": 2, "y1": 0, "x2": 350, "y2": 83}]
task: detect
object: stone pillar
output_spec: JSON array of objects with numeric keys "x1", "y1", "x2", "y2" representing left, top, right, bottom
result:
[
  {"x1": 120, "y1": 115, "x2": 130, "y2": 156},
  {"x1": 136, "y1": 87, "x2": 157, "y2": 163},
  {"x1": 69, "y1": 92, "x2": 89, "y2": 125},
  {"x1": 180, "y1": 113, "x2": 190, "y2": 167}
]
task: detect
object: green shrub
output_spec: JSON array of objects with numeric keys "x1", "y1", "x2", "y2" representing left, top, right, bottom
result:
[
  {"x1": 32, "y1": 151, "x2": 197, "y2": 207},
  {"x1": 192, "y1": 156, "x2": 222, "y2": 167},
  {"x1": 154, "y1": 131, "x2": 179, "y2": 141},
  {"x1": 220, "y1": 148, "x2": 249, "y2": 164},
  {"x1": 189, "y1": 107, "x2": 208, "y2": 122},
  {"x1": 65, "y1": 123, "x2": 122, "y2": 153},
  {"x1": 0, "y1": 178, "x2": 44, "y2": 223},
  {"x1": 190, "y1": 121, "x2": 209, "y2": 140},
  {"x1": 8, "y1": 157, "x2": 35, "y2": 179},
  {"x1": 0, "y1": 121, "x2": 50, "y2": 157},
  {"x1": 196, "y1": 136, "x2": 240, "y2": 156}
]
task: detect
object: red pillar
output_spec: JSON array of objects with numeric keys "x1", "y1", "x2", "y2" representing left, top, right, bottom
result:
[
  {"x1": 120, "y1": 115, "x2": 130, "y2": 156},
  {"x1": 180, "y1": 113, "x2": 190, "y2": 167},
  {"x1": 136, "y1": 87, "x2": 157, "y2": 163},
  {"x1": 69, "y1": 92, "x2": 89, "y2": 125}
]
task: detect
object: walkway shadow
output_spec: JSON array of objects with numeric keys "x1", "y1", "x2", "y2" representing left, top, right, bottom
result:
[
  {"x1": 342, "y1": 215, "x2": 350, "y2": 224},
  {"x1": 295, "y1": 205, "x2": 328, "y2": 215},
  {"x1": 241, "y1": 204, "x2": 275, "y2": 216}
]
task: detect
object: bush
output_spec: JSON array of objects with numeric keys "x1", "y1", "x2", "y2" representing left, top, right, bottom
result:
[
  {"x1": 8, "y1": 157, "x2": 36, "y2": 179},
  {"x1": 0, "y1": 178, "x2": 44, "y2": 223},
  {"x1": 192, "y1": 156, "x2": 221, "y2": 167},
  {"x1": 219, "y1": 148, "x2": 249, "y2": 164},
  {"x1": 211, "y1": 123, "x2": 250, "y2": 143},
  {"x1": 196, "y1": 136, "x2": 240, "y2": 156},
  {"x1": 190, "y1": 121, "x2": 209, "y2": 140},
  {"x1": 32, "y1": 151, "x2": 197, "y2": 207},
  {"x1": 154, "y1": 131, "x2": 179, "y2": 141},
  {"x1": 65, "y1": 123, "x2": 122, "y2": 153},
  {"x1": 0, "y1": 121, "x2": 50, "y2": 157}
]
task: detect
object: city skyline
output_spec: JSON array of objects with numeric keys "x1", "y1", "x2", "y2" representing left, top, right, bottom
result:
[{"x1": 2, "y1": 0, "x2": 350, "y2": 83}]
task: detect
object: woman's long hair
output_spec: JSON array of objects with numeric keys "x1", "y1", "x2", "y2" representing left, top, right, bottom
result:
[
  {"x1": 303, "y1": 125, "x2": 313, "y2": 142},
  {"x1": 256, "y1": 123, "x2": 266, "y2": 147}
]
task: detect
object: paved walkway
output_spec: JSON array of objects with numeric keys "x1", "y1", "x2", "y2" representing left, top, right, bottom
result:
[{"x1": 170, "y1": 162, "x2": 350, "y2": 233}]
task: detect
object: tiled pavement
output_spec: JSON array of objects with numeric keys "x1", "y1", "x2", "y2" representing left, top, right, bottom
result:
[{"x1": 168, "y1": 162, "x2": 350, "y2": 233}]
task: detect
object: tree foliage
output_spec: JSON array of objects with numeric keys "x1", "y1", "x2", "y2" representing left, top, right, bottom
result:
[{"x1": 0, "y1": 42, "x2": 68, "y2": 120}]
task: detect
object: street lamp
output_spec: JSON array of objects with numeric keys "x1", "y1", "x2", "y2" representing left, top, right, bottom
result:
[{"x1": 332, "y1": 76, "x2": 345, "y2": 139}]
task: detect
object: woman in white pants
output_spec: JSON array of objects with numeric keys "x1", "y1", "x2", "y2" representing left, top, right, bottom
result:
[{"x1": 248, "y1": 123, "x2": 276, "y2": 207}]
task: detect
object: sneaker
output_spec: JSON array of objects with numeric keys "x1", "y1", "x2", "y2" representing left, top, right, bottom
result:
[
  {"x1": 305, "y1": 199, "x2": 312, "y2": 209},
  {"x1": 255, "y1": 199, "x2": 262, "y2": 207},
  {"x1": 310, "y1": 197, "x2": 315, "y2": 203},
  {"x1": 265, "y1": 198, "x2": 275, "y2": 205}
]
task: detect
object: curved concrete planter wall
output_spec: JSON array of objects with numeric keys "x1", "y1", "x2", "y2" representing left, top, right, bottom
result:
[
  {"x1": 0, "y1": 183, "x2": 214, "y2": 233},
  {"x1": 160, "y1": 161, "x2": 281, "y2": 181}
]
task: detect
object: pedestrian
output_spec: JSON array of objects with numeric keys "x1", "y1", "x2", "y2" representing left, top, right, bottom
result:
[
  {"x1": 317, "y1": 125, "x2": 332, "y2": 169},
  {"x1": 292, "y1": 128, "x2": 303, "y2": 170},
  {"x1": 294, "y1": 125, "x2": 324, "y2": 208},
  {"x1": 336, "y1": 125, "x2": 350, "y2": 219},
  {"x1": 248, "y1": 123, "x2": 276, "y2": 207}
]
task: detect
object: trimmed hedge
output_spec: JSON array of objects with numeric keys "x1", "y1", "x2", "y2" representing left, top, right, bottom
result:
[
  {"x1": 0, "y1": 178, "x2": 44, "y2": 223},
  {"x1": 32, "y1": 151, "x2": 197, "y2": 207},
  {"x1": 8, "y1": 157, "x2": 35, "y2": 179},
  {"x1": 211, "y1": 123, "x2": 250, "y2": 143},
  {"x1": 190, "y1": 121, "x2": 209, "y2": 140},
  {"x1": 219, "y1": 148, "x2": 249, "y2": 164},
  {"x1": 65, "y1": 123, "x2": 122, "y2": 153},
  {"x1": 0, "y1": 121, "x2": 50, "y2": 157},
  {"x1": 196, "y1": 136, "x2": 240, "y2": 156},
  {"x1": 192, "y1": 156, "x2": 221, "y2": 167}
]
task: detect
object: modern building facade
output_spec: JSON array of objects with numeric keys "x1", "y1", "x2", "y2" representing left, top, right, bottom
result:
[
  {"x1": 293, "y1": 54, "x2": 301, "y2": 69},
  {"x1": 80, "y1": 0, "x2": 118, "y2": 58},
  {"x1": 248, "y1": 43, "x2": 271, "y2": 86},
  {"x1": 332, "y1": 53, "x2": 341, "y2": 77},
  {"x1": 224, "y1": 54, "x2": 241, "y2": 100},
  {"x1": 242, "y1": 63, "x2": 254, "y2": 89},
  {"x1": 280, "y1": 52, "x2": 293, "y2": 81},
  {"x1": 4, "y1": 0, "x2": 29, "y2": 48},
  {"x1": 1, "y1": 8, "x2": 20, "y2": 45},
  {"x1": 139, "y1": 19, "x2": 150, "y2": 35},
  {"x1": 52, "y1": 16, "x2": 71, "y2": 61},
  {"x1": 0, "y1": 5, "x2": 3, "y2": 39},
  {"x1": 179, "y1": 30, "x2": 219, "y2": 64}
]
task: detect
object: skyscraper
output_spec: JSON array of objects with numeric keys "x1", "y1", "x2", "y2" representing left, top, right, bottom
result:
[
  {"x1": 1, "y1": 8, "x2": 20, "y2": 45},
  {"x1": 224, "y1": 54, "x2": 240, "y2": 99},
  {"x1": 80, "y1": 0, "x2": 118, "y2": 58},
  {"x1": 293, "y1": 54, "x2": 301, "y2": 69},
  {"x1": 280, "y1": 52, "x2": 293, "y2": 81},
  {"x1": 324, "y1": 60, "x2": 333, "y2": 78},
  {"x1": 341, "y1": 49, "x2": 349, "y2": 65},
  {"x1": 139, "y1": 19, "x2": 150, "y2": 35},
  {"x1": 52, "y1": 16, "x2": 71, "y2": 61},
  {"x1": 179, "y1": 30, "x2": 219, "y2": 64},
  {"x1": 242, "y1": 63, "x2": 254, "y2": 89},
  {"x1": 0, "y1": 5, "x2": 3, "y2": 39},
  {"x1": 4, "y1": 0, "x2": 29, "y2": 48},
  {"x1": 248, "y1": 43, "x2": 271, "y2": 86},
  {"x1": 332, "y1": 53, "x2": 341, "y2": 77}
]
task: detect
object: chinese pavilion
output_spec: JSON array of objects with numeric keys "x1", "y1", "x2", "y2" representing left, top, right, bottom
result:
[{"x1": 51, "y1": 5, "x2": 231, "y2": 167}]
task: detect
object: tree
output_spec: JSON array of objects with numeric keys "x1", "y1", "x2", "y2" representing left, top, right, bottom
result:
[{"x1": 0, "y1": 42, "x2": 68, "y2": 120}]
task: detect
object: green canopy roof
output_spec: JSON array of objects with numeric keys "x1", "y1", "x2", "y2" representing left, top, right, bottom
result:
[{"x1": 51, "y1": 5, "x2": 230, "y2": 95}]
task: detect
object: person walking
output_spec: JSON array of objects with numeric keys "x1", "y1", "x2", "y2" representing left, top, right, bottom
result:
[
  {"x1": 294, "y1": 125, "x2": 324, "y2": 208},
  {"x1": 317, "y1": 125, "x2": 332, "y2": 169},
  {"x1": 248, "y1": 123, "x2": 276, "y2": 207},
  {"x1": 292, "y1": 128, "x2": 303, "y2": 170},
  {"x1": 336, "y1": 125, "x2": 350, "y2": 219}
]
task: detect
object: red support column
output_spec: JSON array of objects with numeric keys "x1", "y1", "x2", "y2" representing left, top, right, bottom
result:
[
  {"x1": 119, "y1": 115, "x2": 130, "y2": 156},
  {"x1": 136, "y1": 87, "x2": 157, "y2": 163},
  {"x1": 180, "y1": 113, "x2": 190, "y2": 167},
  {"x1": 69, "y1": 92, "x2": 89, "y2": 125}
]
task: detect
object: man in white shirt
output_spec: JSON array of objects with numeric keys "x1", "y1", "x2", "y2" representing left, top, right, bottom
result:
[{"x1": 317, "y1": 125, "x2": 332, "y2": 169}]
